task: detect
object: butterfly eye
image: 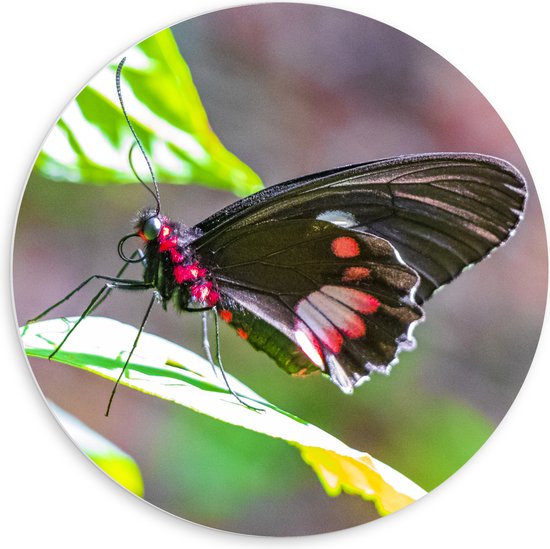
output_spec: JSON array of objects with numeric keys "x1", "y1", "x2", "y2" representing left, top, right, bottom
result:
[{"x1": 142, "y1": 217, "x2": 162, "y2": 240}]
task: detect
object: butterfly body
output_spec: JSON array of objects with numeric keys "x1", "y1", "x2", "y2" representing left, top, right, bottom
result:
[{"x1": 135, "y1": 208, "x2": 217, "y2": 310}]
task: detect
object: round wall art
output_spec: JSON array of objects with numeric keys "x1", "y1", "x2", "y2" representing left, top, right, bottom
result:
[{"x1": 13, "y1": 3, "x2": 547, "y2": 537}]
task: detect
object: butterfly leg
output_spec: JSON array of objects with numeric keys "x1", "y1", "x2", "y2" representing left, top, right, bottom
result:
[
  {"x1": 26, "y1": 249, "x2": 144, "y2": 325},
  {"x1": 88, "y1": 250, "x2": 145, "y2": 315},
  {"x1": 201, "y1": 311, "x2": 219, "y2": 378},
  {"x1": 46, "y1": 278, "x2": 154, "y2": 362},
  {"x1": 105, "y1": 291, "x2": 159, "y2": 416},
  {"x1": 208, "y1": 308, "x2": 264, "y2": 413}
]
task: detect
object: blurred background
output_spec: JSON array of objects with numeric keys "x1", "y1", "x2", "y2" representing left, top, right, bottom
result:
[{"x1": 13, "y1": 3, "x2": 547, "y2": 536}]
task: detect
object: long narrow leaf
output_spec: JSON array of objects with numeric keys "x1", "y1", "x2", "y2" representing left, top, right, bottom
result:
[{"x1": 21, "y1": 317, "x2": 425, "y2": 515}]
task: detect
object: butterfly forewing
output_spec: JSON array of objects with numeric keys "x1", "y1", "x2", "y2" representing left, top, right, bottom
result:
[
  {"x1": 195, "y1": 153, "x2": 527, "y2": 303},
  {"x1": 196, "y1": 218, "x2": 423, "y2": 390}
]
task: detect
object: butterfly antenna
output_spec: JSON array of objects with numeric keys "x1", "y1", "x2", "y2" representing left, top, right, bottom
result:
[{"x1": 116, "y1": 57, "x2": 161, "y2": 215}]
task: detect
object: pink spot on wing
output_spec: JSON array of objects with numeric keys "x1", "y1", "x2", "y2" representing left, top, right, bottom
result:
[
  {"x1": 307, "y1": 291, "x2": 366, "y2": 339},
  {"x1": 295, "y1": 299, "x2": 343, "y2": 354},
  {"x1": 342, "y1": 266, "x2": 371, "y2": 282},
  {"x1": 331, "y1": 236, "x2": 360, "y2": 258},
  {"x1": 322, "y1": 326, "x2": 343, "y2": 353},
  {"x1": 322, "y1": 286, "x2": 380, "y2": 315},
  {"x1": 340, "y1": 315, "x2": 365, "y2": 338}
]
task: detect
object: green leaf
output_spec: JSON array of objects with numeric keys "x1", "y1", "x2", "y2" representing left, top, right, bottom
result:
[
  {"x1": 48, "y1": 401, "x2": 144, "y2": 497},
  {"x1": 34, "y1": 28, "x2": 262, "y2": 196},
  {"x1": 21, "y1": 317, "x2": 426, "y2": 515}
]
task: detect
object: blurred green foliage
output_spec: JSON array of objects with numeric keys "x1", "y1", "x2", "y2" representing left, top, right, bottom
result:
[
  {"x1": 35, "y1": 29, "x2": 262, "y2": 196},
  {"x1": 49, "y1": 401, "x2": 144, "y2": 496}
]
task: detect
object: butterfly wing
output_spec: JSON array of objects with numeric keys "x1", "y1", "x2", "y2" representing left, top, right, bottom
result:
[
  {"x1": 191, "y1": 153, "x2": 526, "y2": 391},
  {"x1": 196, "y1": 218, "x2": 423, "y2": 391},
  {"x1": 195, "y1": 153, "x2": 527, "y2": 303}
]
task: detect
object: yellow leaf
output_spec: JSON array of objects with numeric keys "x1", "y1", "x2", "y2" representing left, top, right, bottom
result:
[{"x1": 299, "y1": 446, "x2": 424, "y2": 515}]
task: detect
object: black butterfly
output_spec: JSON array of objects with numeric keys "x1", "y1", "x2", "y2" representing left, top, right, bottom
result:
[{"x1": 29, "y1": 61, "x2": 527, "y2": 412}]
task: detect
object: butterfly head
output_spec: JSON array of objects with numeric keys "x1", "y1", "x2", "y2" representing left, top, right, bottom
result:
[{"x1": 134, "y1": 208, "x2": 164, "y2": 242}]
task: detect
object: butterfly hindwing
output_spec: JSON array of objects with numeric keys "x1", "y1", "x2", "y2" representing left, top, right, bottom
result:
[{"x1": 197, "y1": 219, "x2": 423, "y2": 390}]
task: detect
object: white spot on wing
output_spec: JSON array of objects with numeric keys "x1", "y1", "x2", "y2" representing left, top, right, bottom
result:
[
  {"x1": 316, "y1": 210, "x2": 358, "y2": 228},
  {"x1": 294, "y1": 323, "x2": 324, "y2": 369}
]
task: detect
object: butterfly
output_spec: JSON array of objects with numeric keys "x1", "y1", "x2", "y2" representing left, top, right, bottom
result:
[{"x1": 28, "y1": 60, "x2": 527, "y2": 413}]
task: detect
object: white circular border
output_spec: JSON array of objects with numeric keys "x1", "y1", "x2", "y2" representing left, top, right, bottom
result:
[{"x1": 3, "y1": 1, "x2": 549, "y2": 547}]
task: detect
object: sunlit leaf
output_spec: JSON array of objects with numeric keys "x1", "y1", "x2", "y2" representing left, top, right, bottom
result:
[
  {"x1": 34, "y1": 28, "x2": 263, "y2": 196},
  {"x1": 48, "y1": 401, "x2": 144, "y2": 497},
  {"x1": 21, "y1": 317, "x2": 426, "y2": 514}
]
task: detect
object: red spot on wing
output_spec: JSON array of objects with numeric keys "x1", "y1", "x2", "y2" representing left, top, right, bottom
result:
[
  {"x1": 236, "y1": 328, "x2": 249, "y2": 340},
  {"x1": 219, "y1": 309, "x2": 233, "y2": 323},
  {"x1": 342, "y1": 266, "x2": 371, "y2": 282},
  {"x1": 331, "y1": 236, "x2": 360, "y2": 258}
]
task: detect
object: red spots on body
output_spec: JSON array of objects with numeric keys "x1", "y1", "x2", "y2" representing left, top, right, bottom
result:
[
  {"x1": 219, "y1": 309, "x2": 233, "y2": 323},
  {"x1": 170, "y1": 249, "x2": 185, "y2": 264},
  {"x1": 191, "y1": 281, "x2": 219, "y2": 307},
  {"x1": 158, "y1": 225, "x2": 178, "y2": 252},
  {"x1": 236, "y1": 328, "x2": 249, "y2": 340},
  {"x1": 174, "y1": 262, "x2": 207, "y2": 283},
  {"x1": 331, "y1": 236, "x2": 360, "y2": 258},
  {"x1": 342, "y1": 266, "x2": 371, "y2": 282},
  {"x1": 159, "y1": 236, "x2": 178, "y2": 252}
]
